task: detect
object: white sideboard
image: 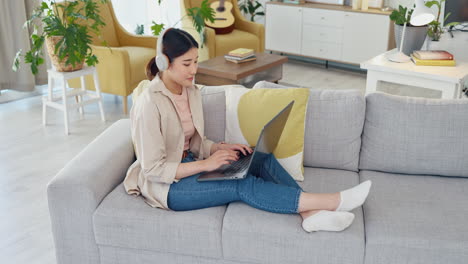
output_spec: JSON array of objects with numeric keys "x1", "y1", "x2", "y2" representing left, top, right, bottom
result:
[{"x1": 265, "y1": 2, "x2": 394, "y2": 65}]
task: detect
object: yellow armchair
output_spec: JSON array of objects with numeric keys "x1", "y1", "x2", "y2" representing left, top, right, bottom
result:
[
  {"x1": 68, "y1": 1, "x2": 156, "y2": 114},
  {"x1": 182, "y1": 0, "x2": 265, "y2": 61}
]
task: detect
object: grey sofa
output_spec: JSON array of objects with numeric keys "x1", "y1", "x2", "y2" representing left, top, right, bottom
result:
[{"x1": 47, "y1": 84, "x2": 468, "y2": 264}]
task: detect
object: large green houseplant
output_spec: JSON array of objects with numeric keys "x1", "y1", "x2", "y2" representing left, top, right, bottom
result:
[{"x1": 13, "y1": 0, "x2": 108, "y2": 74}]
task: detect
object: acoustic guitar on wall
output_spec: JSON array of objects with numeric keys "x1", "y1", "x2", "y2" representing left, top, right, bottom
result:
[{"x1": 205, "y1": 0, "x2": 235, "y2": 34}]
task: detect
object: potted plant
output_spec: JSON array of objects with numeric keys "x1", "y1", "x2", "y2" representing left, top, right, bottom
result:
[
  {"x1": 390, "y1": 5, "x2": 428, "y2": 55},
  {"x1": 239, "y1": 0, "x2": 265, "y2": 22},
  {"x1": 425, "y1": 0, "x2": 459, "y2": 42},
  {"x1": 13, "y1": 0, "x2": 108, "y2": 74}
]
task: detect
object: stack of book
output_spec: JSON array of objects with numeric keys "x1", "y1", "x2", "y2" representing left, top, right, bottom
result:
[
  {"x1": 224, "y1": 48, "x2": 256, "y2": 64},
  {"x1": 410, "y1": 50, "x2": 456, "y2": 66}
]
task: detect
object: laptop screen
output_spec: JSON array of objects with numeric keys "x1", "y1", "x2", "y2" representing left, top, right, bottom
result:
[{"x1": 247, "y1": 101, "x2": 295, "y2": 176}]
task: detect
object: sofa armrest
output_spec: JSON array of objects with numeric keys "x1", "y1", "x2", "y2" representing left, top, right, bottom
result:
[
  {"x1": 204, "y1": 27, "x2": 217, "y2": 58},
  {"x1": 47, "y1": 119, "x2": 134, "y2": 264}
]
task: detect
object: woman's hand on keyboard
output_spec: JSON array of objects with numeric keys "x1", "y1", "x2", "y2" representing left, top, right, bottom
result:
[
  {"x1": 216, "y1": 142, "x2": 253, "y2": 156},
  {"x1": 202, "y1": 150, "x2": 239, "y2": 172}
]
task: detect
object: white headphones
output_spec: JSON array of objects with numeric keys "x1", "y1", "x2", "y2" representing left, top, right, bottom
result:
[{"x1": 156, "y1": 28, "x2": 172, "y2": 71}]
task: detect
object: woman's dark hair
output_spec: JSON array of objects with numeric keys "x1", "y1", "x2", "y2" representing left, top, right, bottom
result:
[{"x1": 146, "y1": 28, "x2": 199, "y2": 80}]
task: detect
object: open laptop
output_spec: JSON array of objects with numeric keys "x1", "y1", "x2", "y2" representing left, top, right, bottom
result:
[{"x1": 197, "y1": 100, "x2": 294, "y2": 182}]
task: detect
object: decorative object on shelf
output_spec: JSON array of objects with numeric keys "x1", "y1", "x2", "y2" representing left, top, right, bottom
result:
[
  {"x1": 284, "y1": 0, "x2": 305, "y2": 4},
  {"x1": 12, "y1": 0, "x2": 108, "y2": 74},
  {"x1": 361, "y1": 0, "x2": 369, "y2": 11},
  {"x1": 238, "y1": 0, "x2": 265, "y2": 22},
  {"x1": 425, "y1": 0, "x2": 460, "y2": 41},
  {"x1": 387, "y1": 2, "x2": 434, "y2": 62},
  {"x1": 305, "y1": 0, "x2": 343, "y2": 5},
  {"x1": 367, "y1": 0, "x2": 383, "y2": 9},
  {"x1": 352, "y1": 0, "x2": 361, "y2": 10}
]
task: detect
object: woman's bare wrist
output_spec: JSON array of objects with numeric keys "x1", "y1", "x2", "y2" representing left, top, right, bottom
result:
[
  {"x1": 217, "y1": 141, "x2": 226, "y2": 151},
  {"x1": 198, "y1": 159, "x2": 208, "y2": 171}
]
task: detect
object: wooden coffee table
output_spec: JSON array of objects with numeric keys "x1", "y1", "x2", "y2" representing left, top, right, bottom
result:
[{"x1": 196, "y1": 53, "x2": 288, "y2": 87}]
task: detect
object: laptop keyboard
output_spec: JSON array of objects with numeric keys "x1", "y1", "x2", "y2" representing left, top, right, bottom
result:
[{"x1": 222, "y1": 151, "x2": 253, "y2": 176}]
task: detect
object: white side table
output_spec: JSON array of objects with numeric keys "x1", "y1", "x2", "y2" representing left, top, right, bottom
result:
[
  {"x1": 361, "y1": 49, "x2": 468, "y2": 99},
  {"x1": 43, "y1": 66, "x2": 106, "y2": 134}
]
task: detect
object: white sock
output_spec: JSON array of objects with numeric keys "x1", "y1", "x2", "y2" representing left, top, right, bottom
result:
[
  {"x1": 302, "y1": 210, "x2": 355, "y2": 232},
  {"x1": 336, "y1": 180, "x2": 372, "y2": 212}
]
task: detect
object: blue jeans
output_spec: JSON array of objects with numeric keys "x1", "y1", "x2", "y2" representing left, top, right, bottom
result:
[{"x1": 168, "y1": 151, "x2": 303, "y2": 214}]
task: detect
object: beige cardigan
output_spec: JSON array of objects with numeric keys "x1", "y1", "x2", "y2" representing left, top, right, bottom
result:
[{"x1": 124, "y1": 75, "x2": 214, "y2": 209}]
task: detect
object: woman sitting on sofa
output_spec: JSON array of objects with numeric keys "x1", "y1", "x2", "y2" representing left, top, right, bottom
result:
[{"x1": 124, "y1": 28, "x2": 372, "y2": 233}]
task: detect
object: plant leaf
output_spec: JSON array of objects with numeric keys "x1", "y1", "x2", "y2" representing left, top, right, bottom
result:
[
  {"x1": 425, "y1": 1, "x2": 438, "y2": 8},
  {"x1": 445, "y1": 21, "x2": 460, "y2": 27},
  {"x1": 12, "y1": 50, "x2": 22, "y2": 72},
  {"x1": 444, "y1": 12, "x2": 451, "y2": 22},
  {"x1": 151, "y1": 21, "x2": 164, "y2": 36}
]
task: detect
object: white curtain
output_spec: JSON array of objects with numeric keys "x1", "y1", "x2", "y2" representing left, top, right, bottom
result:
[{"x1": 0, "y1": 0, "x2": 47, "y2": 92}]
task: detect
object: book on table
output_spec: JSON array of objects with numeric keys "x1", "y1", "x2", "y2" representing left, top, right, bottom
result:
[
  {"x1": 412, "y1": 50, "x2": 454, "y2": 60},
  {"x1": 227, "y1": 48, "x2": 254, "y2": 58},
  {"x1": 225, "y1": 56, "x2": 257, "y2": 64},
  {"x1": 224, "y1": 54, "x2": 256, "y2": 61},
  {"x1": 410, "y1": 55, "x2": 456, "y2": 66}
]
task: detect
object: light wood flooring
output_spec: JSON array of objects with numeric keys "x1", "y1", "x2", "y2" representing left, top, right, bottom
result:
[{"x1": 0, "y1": 58, "x2": 450, "y2": 264}]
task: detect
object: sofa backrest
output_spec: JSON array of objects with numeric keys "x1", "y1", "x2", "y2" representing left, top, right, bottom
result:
[
  {"x1": 201, "y1": 85, "x2": 232, "y2": 143},
  {"x1": 359, "y1": 92, "x2": 468, "y2": 177},
  {"x1": 201, "y1": 84, "x2": 366, "y2": 172}
]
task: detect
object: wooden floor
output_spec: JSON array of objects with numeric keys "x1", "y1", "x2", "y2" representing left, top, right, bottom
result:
[{"x1": 0, "y1": 58, "x2": 444, "y2": 264}]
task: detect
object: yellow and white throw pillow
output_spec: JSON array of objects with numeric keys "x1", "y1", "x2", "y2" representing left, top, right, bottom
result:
[{"x1": 225, "y1": 87, "x2": 309, "y2": 181}]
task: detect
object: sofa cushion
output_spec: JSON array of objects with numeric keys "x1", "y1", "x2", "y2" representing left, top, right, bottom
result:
[
  {"x1": 361, "y1": 170, "x2": 468, "y2": 264},
  {"x1": 206, "y1": 82, "x2": 365, "y2": 172},
  {"x1": 360, "y1": 92, "x2": 468, "y2": 177},
  {"x1": 254, "y1": 81, "x2": 365, "y2": 172},
  {"x1": 93, "y1": 183, "x2": 226, "y2": 259},
  {"x1": 304, "y1": 89, "x2": 365, "y2": 171},
  {"x1": 222, "y1": 167, "x2": 365, "y2": 264},
  {"x1": 225, "y1": 87, "x2": 310, "y2": 181},
  {"x1": 201, "y1": 85, "x2": 243, "y2": 143}
]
